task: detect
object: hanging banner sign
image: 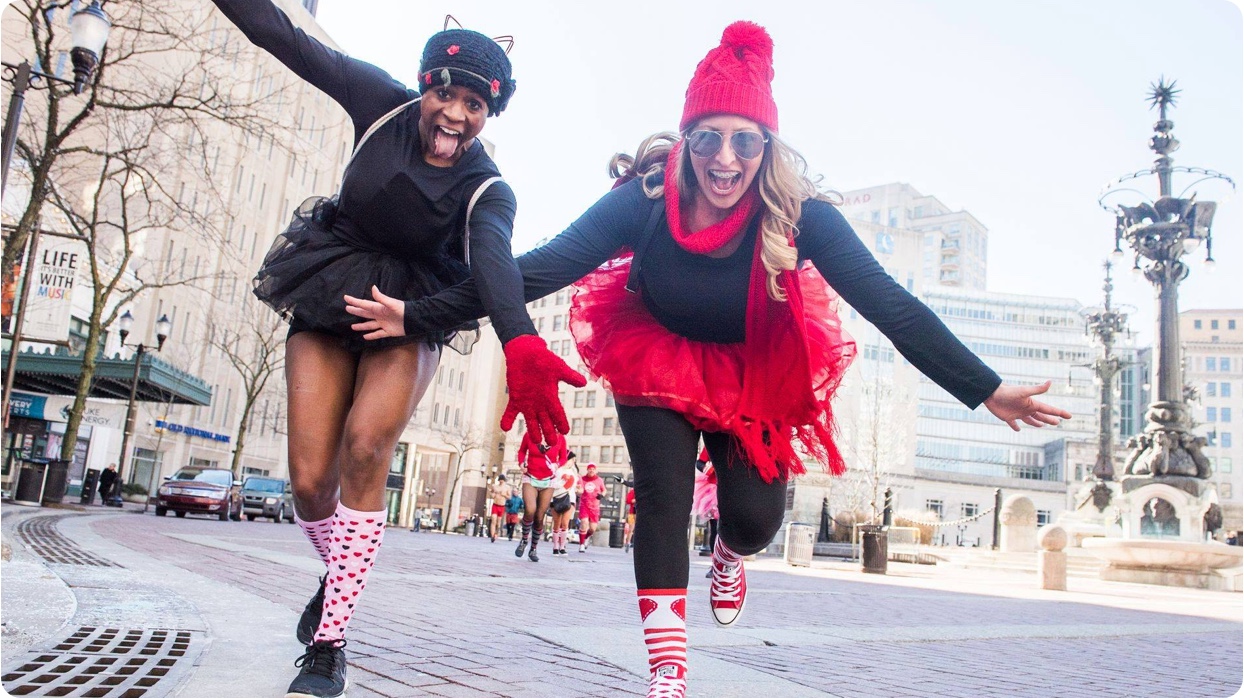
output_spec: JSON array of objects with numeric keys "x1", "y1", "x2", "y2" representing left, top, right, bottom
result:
[
  {"x1": 22, "y1": 236, "x2": 86, "y2": 344},
  {"x1": 7, "y1": 391, "x2": 128, "y2": 429}
]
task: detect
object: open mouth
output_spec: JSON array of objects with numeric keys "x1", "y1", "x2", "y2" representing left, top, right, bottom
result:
[
  {"x1": 708, "y1": 169, "x2": 741, "y2": 196},
  {"x1": 431, "y1": 125, "x2": 461, "y2": 160}
]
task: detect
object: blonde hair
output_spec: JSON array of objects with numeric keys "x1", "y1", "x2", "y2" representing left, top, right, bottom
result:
[{"x1": 610, "y1": 129, "x2": 835, "y2": 301}]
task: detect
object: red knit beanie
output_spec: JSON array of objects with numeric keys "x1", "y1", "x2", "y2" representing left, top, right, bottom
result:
[{"x1": 680, "y1": 21, "x2": 778, "y2": 133}]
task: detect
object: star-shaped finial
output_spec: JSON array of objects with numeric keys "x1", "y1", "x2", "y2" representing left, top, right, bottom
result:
[{"x1": 1147, "y1": 77, "x2": 1180, "y2": 111}]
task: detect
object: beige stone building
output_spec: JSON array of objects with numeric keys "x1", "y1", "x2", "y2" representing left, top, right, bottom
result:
[{"x1": 1180, "y1": 308, "x2": 1243, "y2": 536}]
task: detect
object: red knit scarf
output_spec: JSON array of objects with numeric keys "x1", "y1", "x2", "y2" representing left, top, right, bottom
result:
[{"x1": 662, "y1": 145, "x2": 846, "y2": 481}]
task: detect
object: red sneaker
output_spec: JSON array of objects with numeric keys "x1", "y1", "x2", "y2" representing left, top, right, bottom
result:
[{"x1": 709, "y1": 556, "x2": 746, "y2": 626}]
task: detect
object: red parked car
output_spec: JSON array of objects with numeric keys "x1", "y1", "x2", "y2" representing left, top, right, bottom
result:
[{"x1": 155, "y1": 467, "x2": 242, "y2": 521}]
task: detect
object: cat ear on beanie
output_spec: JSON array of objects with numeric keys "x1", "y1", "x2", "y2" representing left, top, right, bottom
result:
[{"x1": 680, "y1": 20, "x2": 778, "y2": 133}]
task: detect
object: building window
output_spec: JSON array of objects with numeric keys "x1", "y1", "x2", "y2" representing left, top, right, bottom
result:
[
  {"x1": 1223, "y1": 432, "x2": 1233, "y2": 448},
  {"x1": 1195, "y1": 319, "x2": 1203, "y2": 329},
  {"x1": 1222, "y1": 458, "x2": 1233, "y2": 474},
  {"x1": 586, "y1": 391, "x2": 596, "y2": 408},
  {"x1": 1212, "y1": 319, "x2": 1220, "y2": 330},
  {"x1": 561, "y1": 339, "x2": 571, "y2": 356},
  {"x1": 583, "y1": 418, "x2": 593, "y2": 436},
  {"x1": 1221, "y1": 358, "x2": 1231, "y2": 372},
  {"x1": 1223, "y1": 408, "x2": 1232, "y2": 423},
  {"x1": 603, "y1": 417, "x2": 614, "y2": 436},
  {"x1": 1222, "y1": 383, "x2": 1232, "y2": 398},
  {"x1": 1207, "y1": 359, "x2": 1217, "y2": 372},
  {"x1": 1207, "y1": 407, "x2": 1218, "y2": 422},
  {"x1": 1037, "y1": 510, "x2": 1051, "y2": 526},
  {"x1": 1207, "y1": 383, "x2": 1218, "y2": 397},
  {"x1": 613, "y1": 447, "x2": 625, "y2": 463},
  {"x1": 1230, "y1": 319, "x2": 1237, "y2": 330},
  {"x1": 574, "y1": 392, "x2": 584, "y2": 408},
  {"x1": 1223, "y1": 483, "x2": 1233, "y2": 499},
  {"x1": 926, "y1": 499, "x2": 944, "y2": 518},
  {"x1": 580, "y1": 446, "x2": 591, "y2": 460},
  {"x1": 606, "y1": 393, "x2": 615, "y2": 407},
  {"x1": 961, "y1": 503, "x2": 979, "y2": 518},
  {"x1": 571, "y1": 418, "x2": 582, "y2": 435},
  {"x1": 390, "y1": 443, "x2": 408, "y2": 475},
  {"x1": 600, "y1": 446, "x2": 611, "y2": 463},
  {"x1": 553, "y1": 315, "x2": 564, "y2": 331}
]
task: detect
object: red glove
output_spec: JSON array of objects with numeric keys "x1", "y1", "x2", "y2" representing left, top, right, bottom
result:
[{"x1": 501, "y1": 334, "x2": 587, "y2": 443}]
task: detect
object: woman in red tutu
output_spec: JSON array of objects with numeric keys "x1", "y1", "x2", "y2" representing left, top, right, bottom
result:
[{"x1": 346, "y1": 21, "x2": 1069, "y2": 697}]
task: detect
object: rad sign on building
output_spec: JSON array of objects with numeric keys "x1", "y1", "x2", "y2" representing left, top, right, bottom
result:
[{"x1": 22, "y1": 236, "x2": 86, "y2": 344}]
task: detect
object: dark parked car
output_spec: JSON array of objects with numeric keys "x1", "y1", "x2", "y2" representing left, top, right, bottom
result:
[
  {"x1": 155, "y1": 467, "x2": 242, "y2": 521},
  {"x1": 241, "y1": 476, "x2": 294, "y2": 522}
]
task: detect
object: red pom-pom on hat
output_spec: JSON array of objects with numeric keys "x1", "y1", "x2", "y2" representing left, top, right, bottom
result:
[{"x1": 680, "y1": 20, "x2": 778, "y2": 133}]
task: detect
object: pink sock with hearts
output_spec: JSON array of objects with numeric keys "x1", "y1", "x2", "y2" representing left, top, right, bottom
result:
[
  {"x1": 315, "y1": 502, "x2": 386, "y2": 642},
  {"x1": 295, "y1": 511, "x2": 334, "y2": 567}
]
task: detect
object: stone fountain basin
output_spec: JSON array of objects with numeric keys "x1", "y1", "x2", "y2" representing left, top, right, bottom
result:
[{"x1": 1082, "y1": 538, "x2": 1243, "y2": 571}]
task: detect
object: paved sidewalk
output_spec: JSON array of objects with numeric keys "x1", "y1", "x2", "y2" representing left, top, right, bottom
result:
[{"x1": 2, "y1": 506, "x2": 1241, "y2": 697}]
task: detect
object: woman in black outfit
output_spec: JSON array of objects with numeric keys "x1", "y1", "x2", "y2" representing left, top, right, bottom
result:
[
  {"x1": 346, "y1": 21, "x2": 1069, "y2": 698},
  {"x1": 209, "y1": 3, "x2": 582, "y2": 697}
]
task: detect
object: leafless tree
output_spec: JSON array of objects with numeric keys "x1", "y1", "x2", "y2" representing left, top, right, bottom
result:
[
  {"x1": 834, "y1": 368, "x2": 907, "y2": 524},
  {"x1": 2, "y1": 0, "x2": 289, "y2": 320},
  {"x1": 435, "y1": 423, "x2": 492, "y2": 533},
  {"x1": 208, "y1": 299, "x2": 285, "y2": 478}
]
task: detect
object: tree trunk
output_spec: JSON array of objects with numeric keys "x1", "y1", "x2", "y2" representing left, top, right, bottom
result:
[
  {"x1": 59, "y1": 301, "x2": 105, "y2": 462},
  {"x1": 229, "y1": 392, "x2": 259, "y2": 478}
]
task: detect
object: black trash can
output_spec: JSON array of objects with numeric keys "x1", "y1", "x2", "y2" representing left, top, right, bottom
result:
[
  {"x1": 608, "y1": 521, "x2": 625, "y2": 548},
  {"x1": 80, "y1": 469, "x2": 100, "y2": 505},
  {"x1": 12, "y1": 460, "x2": 48, "y2": 506},
  {"x1": 860, "y1": 524, "x2": 888, "y2": 575},
  {"x1": 41, "y1": 460, "x2": 70, "y2": 505}
]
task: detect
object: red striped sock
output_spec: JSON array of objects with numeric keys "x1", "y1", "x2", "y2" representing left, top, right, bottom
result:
[{"x1": 637, "y1": 588, "x2": 687, "y2": 697}]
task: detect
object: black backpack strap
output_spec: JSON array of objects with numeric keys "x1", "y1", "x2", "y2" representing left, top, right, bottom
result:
[{"x1": 625, "y1": 199, "x2": 666, "y2": 294}]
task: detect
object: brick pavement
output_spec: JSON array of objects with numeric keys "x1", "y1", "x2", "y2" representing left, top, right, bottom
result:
[{"x1": 7, "y1": 510, "x2": 1243, "y2": 697}]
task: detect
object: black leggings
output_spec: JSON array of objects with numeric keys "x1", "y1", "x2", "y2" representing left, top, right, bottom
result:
[{"x1": 616, "y1": 404, "x2": 787, "y2": 590}]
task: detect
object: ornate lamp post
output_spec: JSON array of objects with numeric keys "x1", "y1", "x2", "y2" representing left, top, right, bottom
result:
[
  {"x1": 1077, "y1": 261, "x2": 1133, "y2": 511},
  {"x1": 1, "y1": 0, "x2": 111, "y2": 191},
  {"x1": 110, "y1": 310, "x2": 171, "y2": 505},
  {"x1": 1099, "y1": 78, "x2": 1233, "y2": 490}
]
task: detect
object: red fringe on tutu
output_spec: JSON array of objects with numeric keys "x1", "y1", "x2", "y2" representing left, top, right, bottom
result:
[{"x1": 569, "y1": 256, "x2": 856, "y2": 481}]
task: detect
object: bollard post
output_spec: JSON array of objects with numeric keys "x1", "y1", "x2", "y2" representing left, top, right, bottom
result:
[
  {"x1": 882, "y1": 488, "x2": 893, "y2": 527},
  {"x1": 991, "y1": 488, "x2": 1002, "y2": 550}
]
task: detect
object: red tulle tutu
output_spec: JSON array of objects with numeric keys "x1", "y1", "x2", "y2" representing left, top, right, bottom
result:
[{"x1": 569, "y1": 255, "x2": 856, "y2": 478}]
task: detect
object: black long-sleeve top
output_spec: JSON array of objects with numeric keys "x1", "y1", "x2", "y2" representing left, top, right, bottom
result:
[
  {"x1": 210, "y1": 0, "x2": 535, "y2": 343},
  {"x1": 405, "y1": 179, "x2": 1002, "y2": 409}
]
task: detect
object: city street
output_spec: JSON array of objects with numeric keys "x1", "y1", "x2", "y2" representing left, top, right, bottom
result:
[{"x1": 2, "y1": 504, "x2": 1241, "y2": 698}]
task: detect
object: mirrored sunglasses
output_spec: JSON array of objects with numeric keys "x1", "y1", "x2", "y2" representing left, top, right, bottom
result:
[{"x1": 686, "y1": 130, "x2": 768, "y2": 160}]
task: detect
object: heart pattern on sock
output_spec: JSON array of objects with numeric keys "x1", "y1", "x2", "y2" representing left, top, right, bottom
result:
[
  {"x1": 295, "y1": 513, "x2": 335, "y2": 567},
  {"x1": 314, "y1": 502, "x2": 386, "y2": 643}
]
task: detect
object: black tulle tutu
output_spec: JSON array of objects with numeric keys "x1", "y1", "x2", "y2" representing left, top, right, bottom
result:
[{"x1": 253, "y1": 196, "x2": 478, "y2": 354}]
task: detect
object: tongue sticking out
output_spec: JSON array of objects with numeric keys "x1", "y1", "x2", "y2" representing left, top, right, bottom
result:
[{"x1": 432, "y1": 129, "x2": 460, "y2": 160}]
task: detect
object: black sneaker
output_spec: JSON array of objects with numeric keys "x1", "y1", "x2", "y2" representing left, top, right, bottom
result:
[
  {"x1": 294, "y1": 574, "x2": 325, "y2": 646},
  {"x1": 515, "y1": 537, "x2": 528, "y2": 557},
  {"x1": 295, "y1": 575, "x2": 327, "y2": 646},
  {"x1": 528, "y1": 546, "x2": 540, "y2": 563},
  {"x1": 285, "y1": 639, "x2": 347, "y2": 698}
]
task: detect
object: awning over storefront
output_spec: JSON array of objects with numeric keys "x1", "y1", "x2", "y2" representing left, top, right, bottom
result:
[{"x1": 2, "y1": 347, "x2": 212, "y2": 406}]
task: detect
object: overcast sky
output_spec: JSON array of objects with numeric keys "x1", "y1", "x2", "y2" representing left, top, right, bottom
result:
[{"x1": 315, "y1": 0, "x2": 1243, "y2": 343}]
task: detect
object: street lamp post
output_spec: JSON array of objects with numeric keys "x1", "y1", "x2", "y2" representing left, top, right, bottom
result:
[
  {"x1": 1080, "y1": 262, "x2": 1133, "y2": 480},
  {"x1": 109, "y1": 310, "x2": 170, "y2": 505},
  {"x1": 1101, "y1": 78, "x2": 1233, "y2": 483},
  {"x1": 1, "y1": 0, "x2": 111, "y2": 191}
]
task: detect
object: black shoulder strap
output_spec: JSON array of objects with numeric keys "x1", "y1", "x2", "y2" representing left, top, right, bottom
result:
[{"x1": 625, "y1": 199, "x2": 666, "y2": 294}]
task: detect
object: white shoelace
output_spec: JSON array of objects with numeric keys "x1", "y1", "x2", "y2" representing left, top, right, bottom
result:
[
  {"x1": 711, "y1": 561, "x2": 742, "y2": 602},
  {"x1": 648, "y1": 677, "x2": 686, "y2": 698}
]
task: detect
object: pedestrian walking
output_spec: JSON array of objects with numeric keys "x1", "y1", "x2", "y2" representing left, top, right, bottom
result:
[
  {"x1": 693, "y1": 447, "x2": 719, "y2": 575},
  {"x1": 488, "y1": 474, "x2": 512, "y2": 542},
  {"x1": 97, "y1": 463, "x2": 118, "y2": 506},
  {"x1": 208, "y1": 3, "x2": 583, "y2": 696},
  {"x1": 577, "y1": 463, "x2": 606, "y2": 553},
  {"x1": 504, "y1": 490, "x2": 523, "y2": 540},
  {"x1": 550, "y1": 452, "x2": 580, "y2": 555},
  {"x1": 348, "y1": 21, "x2": 1070, "y2": 697},
  {"x1": 513, "y1": 429, "x2": 566, "y2": 562}
]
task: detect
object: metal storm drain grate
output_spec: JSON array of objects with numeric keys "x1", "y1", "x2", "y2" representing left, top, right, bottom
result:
[
  {"x1": 2, "y1": 627, "x2": 198, "y2": 697},
  {"x1": 15, "y1": 516, "x2": 120, "y2": 568}
]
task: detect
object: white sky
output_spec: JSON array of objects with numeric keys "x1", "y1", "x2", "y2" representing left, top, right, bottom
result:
[{"x1": 316, "y1": 0, "x2": 1243, "y2": 344}]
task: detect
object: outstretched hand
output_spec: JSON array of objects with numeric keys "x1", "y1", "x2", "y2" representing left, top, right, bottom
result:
[
  {"x1": 983, "y1": 380, "x2": 1072, "y2": 432},
  {"x1": 501, "y1": 334, "x2": 587, "y2": 443},
  {"x1": 345, "y1": 286, "x2": 406, "y2": 340}
]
